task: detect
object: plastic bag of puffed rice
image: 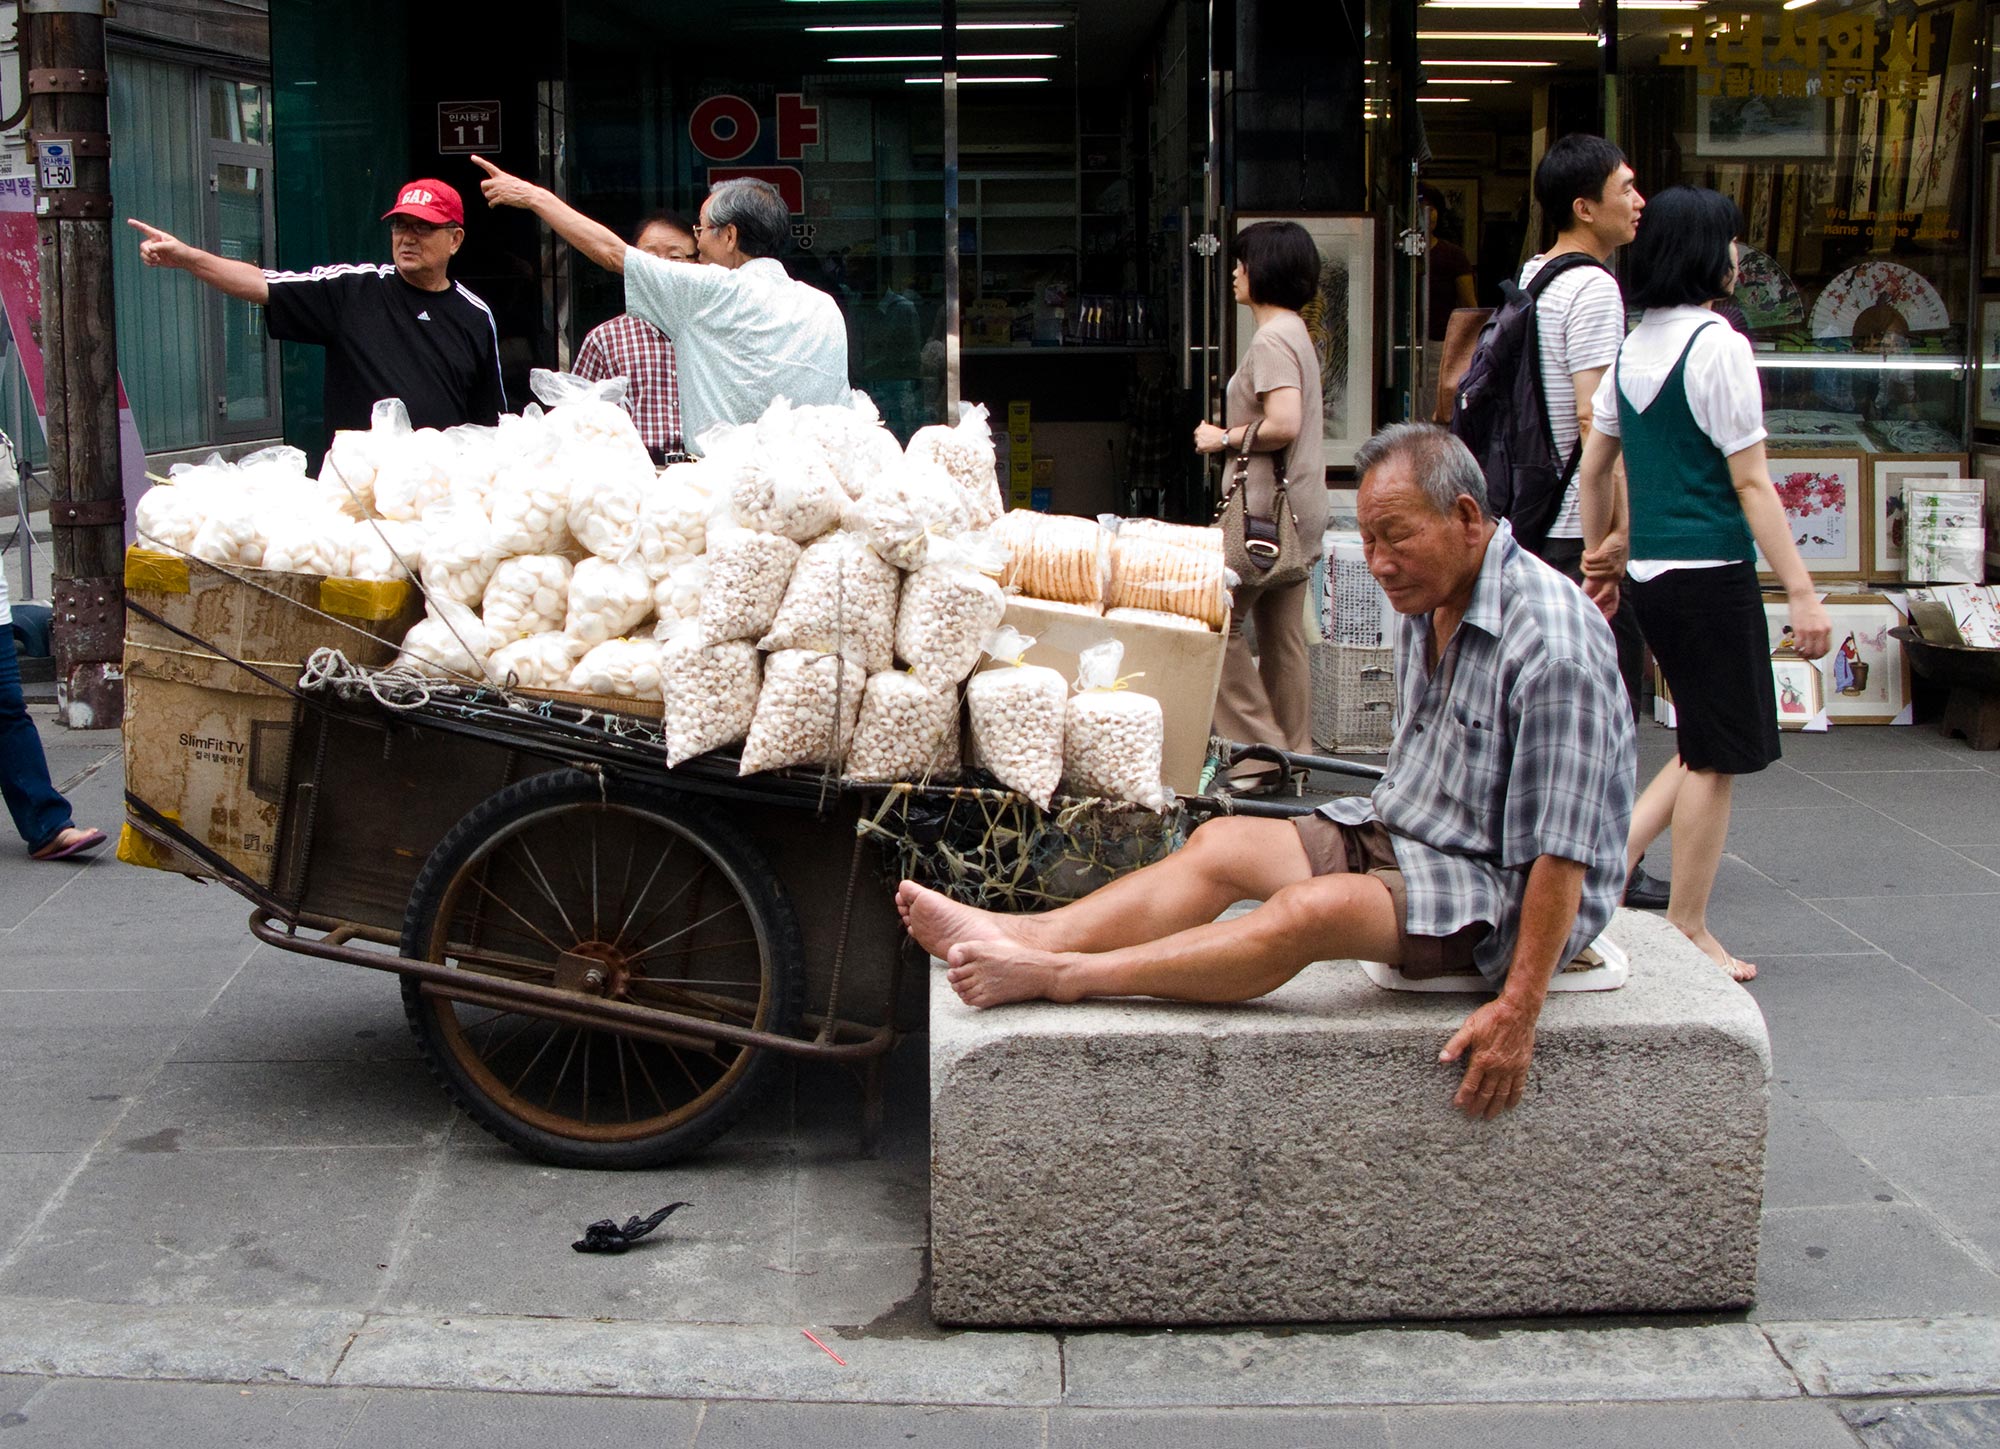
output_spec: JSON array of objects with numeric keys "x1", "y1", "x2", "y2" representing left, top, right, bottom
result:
[
  {"x1": 1061, "y1": 639, "x2": 1169, "y2": 812},
  {"x1": 738, "y1": 648, "x2": 867, "y2": 776},
  {"x1": 564, "y1": 556, "x2": 654, "y2": 649},
  {"x1": 345, "y1": 517, "x2": 427, "y2": 582},
  {"x1": 700, "y1": 526, "x2": 801, "y2": 646},
  {"x1": 758, "y1": 529, "x2": 900, "y2": 671},
  {"x1": 488, "y1": 631, "x2": 585, "y2": 690},
  {"x1": 720, "y1": 413, "x2": 847, "y2": 542},
  {"x1": 488, "y1": 411, "x2": 574, "y2": 556},
  {"x1": 844, "y1": 668, "x2": 960, "y2": 783},
  {"x1": 419, "y1": 501, "x2": 506, "y2": 608},
  {"x1": 964, "y1": 625, "x2": 1066, "y2": 808},
  {"x1": 632, "y1": 462, "x2": 714, "y2": 578},
  {"x1": 905, "y1": 401, "x2": 1002, "y2": 528},
  {"x1": 650, "y1": 555, "x2": 710, "y2": 629},
  {"x1": 659, "y1": 621, "x2": 763, "y2": 768},
  {"x1": 893, "y1": 529, "x2": 1008, "y2": 690},
  {"x1": 567, "y1": 635, "x2": 664, "y2": 701},
  {"x1": 482, "y1": 554, "x2": 574, "y2": 644},
  {"x1": 395, "y1": 599, "x2": 493, "y2": 683},
  {"x1": 844, "y1": 456, "x2": 973, "y2": 570}
]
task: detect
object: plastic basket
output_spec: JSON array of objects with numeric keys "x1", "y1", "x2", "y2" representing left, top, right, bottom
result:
[{"x1": 1309, "y1": 641, "x2": 1395, "y2": 752}]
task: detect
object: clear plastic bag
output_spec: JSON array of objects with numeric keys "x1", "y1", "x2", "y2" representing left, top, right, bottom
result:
[
  {"x1": 659, "y1": 622, "x2": 762, "y2": 767},
  {"x1": 488, "y1": 412, "x2": 574, "y2": 556},
  {"x1": 779, "y1": 393, "x2": 903, "y2": 500},
  {"x1": 650, "y1": 555, "x2": 710, "y2": 628},
  {"x1": 845, "y1": 669, "x2": 961, "y2": 783},
  {"x1": 321, "y1": 398, "x2": 412, "y2": 517},
  {"x1": 700, "y1": 526, "x2": 801, "y2": 645},
  {"x1": 906, "y1": 402, "x2": 1002, "y2": 528},
  {"x1": 256, "y1": 500, "x2": 354, "y2": 577},
  {"x1": 567, "y1": 636, "x2": 665, "y2": 701},
  {"x1": 964, "y1": 626, "x2": 1067, "y2": 808},
  {"x1": 1061, "y1": 640, "x2": 1170, "y2": 812},
  {"x1": 845, "y1": 456, "x2": 974, "y2": 570},
  {"x1": 345, "y1": 518, "x2": 427, "y2": 582},
  {"x1": 738, "y1": 648, "x2": 867, "y2": 776},
  {"x1": 418, "y1": 501, "x2": 504, "y2": 607},
  {"x1": 991, "y1": 510, "x2": 1111, "y2": 607},
  {"x1": 726, "y1": 436, "x2": 847, "y2": 542},
  {"x1": 482, "y1": 554, "x2": 575, "y2": 644},
  {"x1": 758, "y1": 529, "x2": 900, "y2": 671},
  {"x1": 372, "y1": 428, "x2": 456, "y2": 521},
  {"x1": 564, "y1": 557, "x2": 654, "y2": 648},
  {"x1": 632, "y1": 462, "x2": 714, "y2": 578},
  {"x1": 396, "y1": 600, "x2": 493, "y2": 682},
  {"x1": 488, "y1": 631, "x2": 585, "y2": 690},
  {"x1": 1106, "y1": 533, "x2": 1231, "y2": 630},
  {"x1": 893, "y1": 530, "x2": 1009, "y2": 689}
]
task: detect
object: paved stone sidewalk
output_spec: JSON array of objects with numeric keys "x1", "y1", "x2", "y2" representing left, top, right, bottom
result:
[{"x1": 2, "y1": 704, "x2": 1997, "y2": 1445}]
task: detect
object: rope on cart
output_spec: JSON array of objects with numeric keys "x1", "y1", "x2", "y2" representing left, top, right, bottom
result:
[{"x1": 299, "y1": 647, "x2": 440, "y2": 710}]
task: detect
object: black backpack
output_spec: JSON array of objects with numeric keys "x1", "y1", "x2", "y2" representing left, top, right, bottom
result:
[{"x1": 1447, "y1": 252, "x2": 1610, "y2": 555}]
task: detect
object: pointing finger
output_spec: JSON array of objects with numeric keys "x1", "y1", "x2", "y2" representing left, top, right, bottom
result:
[
  {"x1": 469, "y1": 155, "x2": 501, "y2": 177},
  {"x1": 125, "y1": 218, "x2": 166, "y2": 240}
]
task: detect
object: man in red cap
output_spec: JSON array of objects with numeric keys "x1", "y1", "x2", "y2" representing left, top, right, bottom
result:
[{"x1": 128, "y1": 177, "x2": 506, "y2": 435}]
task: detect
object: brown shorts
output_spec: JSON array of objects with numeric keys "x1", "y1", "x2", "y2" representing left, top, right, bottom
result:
[{"x1": 1293, "y1": 815, "x2": 1489, "y2": 979}]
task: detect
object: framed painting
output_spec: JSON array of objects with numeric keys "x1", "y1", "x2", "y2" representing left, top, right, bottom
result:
[
  {"x1": 1696, "y1": 92, "x2": 1827, "y2": 159},
  {"x1": 1979, "y1": 296, "x2": 2000, "y2": 429},
  {"x1": 1974, "y1": 449, "x2": 2000, "y2": 566},
  {"x1": 1868, "y1": 453, "x2": 1969, "y2": 576},
  {"x1": 1770, "y1": 656, "x2": 1824, "y2": 730},
  {"x1": 1763, "y1": 595, "x2": 1911, "y2": 725},
  {"x1": 1763, "y1": 452, "x2": 1866, "y2": 582},
  {"x1": 1232, "y1": 213, "x2": 1376, "y2": 470}
]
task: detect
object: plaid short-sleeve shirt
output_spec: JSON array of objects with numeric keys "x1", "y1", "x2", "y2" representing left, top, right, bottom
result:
[
  {"x1": 1320, "y1": 522, "x2": 1636, "y2": 982},
  {"x1": 573, "y1": 314, "x2": 684, "y2": 458}
]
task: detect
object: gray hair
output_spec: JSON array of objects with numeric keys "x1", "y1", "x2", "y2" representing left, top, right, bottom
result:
[
  {"x1": 705, "y1": 177, "x2": 790, "y2": 259},
  {"x1": 1352, "y1": 422, "x2": 1491, "y2": 519}
]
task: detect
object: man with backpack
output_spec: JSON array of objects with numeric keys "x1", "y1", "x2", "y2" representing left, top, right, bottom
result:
[{"x1": 1451, "y1": 133, "x2": 1665, "y2": 907}]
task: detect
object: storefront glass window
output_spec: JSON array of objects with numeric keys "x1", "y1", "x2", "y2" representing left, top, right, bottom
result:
[{"x1": 1620, "y1": 1, "x2": 1976, "y2": 460}]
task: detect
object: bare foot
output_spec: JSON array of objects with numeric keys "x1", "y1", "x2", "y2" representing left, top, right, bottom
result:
[
  {"x1": 895, "y1": 880, "x2": 1027, "y2": 960},
  {"x1": 1670, "y1": 919, "x2": 1756, "y2": 982},
  {"x1": 944, "y1": 939, "x2": 1072, "y2": 1008}
]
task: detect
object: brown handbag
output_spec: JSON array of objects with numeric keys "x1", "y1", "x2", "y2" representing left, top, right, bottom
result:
[{"x1": 1215, "y1": 418, "x2": 1311, "y2": 588}]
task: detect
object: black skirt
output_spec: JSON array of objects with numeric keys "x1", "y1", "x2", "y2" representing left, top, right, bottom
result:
[{"x1": 1628, "y1": 561, "x2": 1781, "y2": 775}]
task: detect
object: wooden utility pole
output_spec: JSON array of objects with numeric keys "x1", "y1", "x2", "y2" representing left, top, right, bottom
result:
[{"x1": 24, "y1": 0, "x2": 123, "y2": 728}]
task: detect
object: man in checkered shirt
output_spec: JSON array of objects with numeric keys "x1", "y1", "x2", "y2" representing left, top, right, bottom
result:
[
  {"x1": 899, "y1": 423, "x2": 1636, "y2": 1119},
  {"x1": 572, "y1": 212, "x2": 696, "y2": 464}
]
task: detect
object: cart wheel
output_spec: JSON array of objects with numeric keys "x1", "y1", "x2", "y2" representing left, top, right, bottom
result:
[{"x1": 399, "y1": 769, "x2": 804, "y2": 1169}]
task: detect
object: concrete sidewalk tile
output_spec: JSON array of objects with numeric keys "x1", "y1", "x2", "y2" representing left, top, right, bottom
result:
[
  {"x1": 1780, "y1": 731, "x2": 1983, "y2": 774},
  {"x1": 1379, "y1": 1399, "x2": 1858, "y2": 1448},
  {"x1": 1059, "y1": 1323, "x2": 1800, "y2": 1407},
  {"x1": 1841, "y1": 1396, "x2": 2000, "y2": 1448},
  {"x1": 1815, "y1": 771, "x2": 2000, "y2": 848},
  {"x1": 0, "y1": 945, "x2": 246, "y2": 993},
  {"x1": 1744, "y1": 957, "x2": 2000, "y2": 1102},
  {"x1": 792, "y1": 1244, "x2": 927, "y2": 1326},
  {"x1": 1818, "y1": 895, "x2": 2000, "y2": 1016},
  {"x1": 1050, "y1": 1406, "x2": 1391, "y2": 1448},
  {"x1": 0, "y1": 1154, "x2": 80, "y2": 1250},
  {"x1": 1955, "y1": 846, "x2": 2000, "y2": 878},
  {"x1": 1724, "y1": 806, "x2": 1999, "y2": 899},
  {"x1": 0, "y1": 1146, "x2": 432, "y2": 1309},
  {"x1": 171, "y1": 952, "x2": 420, "y2": 1064},
  {"x1": 381, "y1": 1142, "x2": 797, "y2": 1324},
  {"x1": 1761, "y1": 1092, "x2": 1902, "y2": 1212},
  {"x1": 1813, "y1": 1098, "x2": 2000, "y2": 1264},
  {"x1": 116, "y1": 1060, "x2": 454, "y2": 1151},
  {"x1": 338, "y1": 1384, "x2": 701, "y2": 1447},
  {"x1": 0, "y1": 866, "x2": 84, "y2": 933},
  {"x1": 333, "y1": 1312, "x2": 1063, "y2": 1405},
  {"x1": 1766, "y1": 1316, "x2": 2000, "y2": 1397},
  {"x1": 1702, "y1": 861, "x2": 1876, "y2": 958},
  {"x1": 1755, "y1": 1206, "x2": 2000, "y2": 1321},
  {"x1": 0, "y1": 1377, "x2": 365, "y2": 1448},
  {"x1": 1727, "y1": 764, "x2": 1853, "y2": 812},
  {"x1": 696, "y1": 1400, "x2": 1044, "y2": 1448},
  {"x1": 0, "y1": 1294, "x2": 362, "y2": 1384},
  {"x1": 0, "y1": 1373, "x2": 45, "y2": 1416},
  {"x1": 792, "y1": 1152, "x2": 929, "y2": 1252}
]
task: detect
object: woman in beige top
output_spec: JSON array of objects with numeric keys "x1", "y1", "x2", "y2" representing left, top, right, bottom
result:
[{"x1": 1194, "y1": 220, "x2": 1326, "y2": 789}]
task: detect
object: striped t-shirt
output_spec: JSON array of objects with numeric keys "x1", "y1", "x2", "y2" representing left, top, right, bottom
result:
[{"x1": 1519, "y1": 254, "x2": 1625, "y2": 542}]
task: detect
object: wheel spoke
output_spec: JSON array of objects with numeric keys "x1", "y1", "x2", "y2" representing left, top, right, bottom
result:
[
  {"x1": 612, "y1": 839, "x2": 676, "y2": 950},
  {"x1": 504, "y1": 1018, "x2": 565, "y2": 1095},
  {"x1": 460, "y1": 875, "x2": 567, "y2": 956},
  {"x1": 510, "y1": 835, "x2": 582, "y2": 943},
  {"x1": 615, "y1": 1034, "x2": 632, "y2": 1122},
  {"x1": 544, "y1": 1026, "x2": 585, "y2": 1111},
  {"x1": 631, "y1": 898, "x2": 749, "y2": 960},
  {"x1": 629, "y1": 1041, "x2": 673, "y2": 1116}
]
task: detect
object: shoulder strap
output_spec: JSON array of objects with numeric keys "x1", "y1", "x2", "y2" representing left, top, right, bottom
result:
[{"x1": 1522, "y1": 251, "x2": 1610, "y2": 301}]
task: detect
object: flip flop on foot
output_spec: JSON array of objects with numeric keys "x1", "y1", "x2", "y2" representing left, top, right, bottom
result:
[
  {"x1": 31, "y1": 826, "x2": 106, "y2": 861},
  {"x1": 1718, "y1": 954, "x2": 1756, "y2": 983}
]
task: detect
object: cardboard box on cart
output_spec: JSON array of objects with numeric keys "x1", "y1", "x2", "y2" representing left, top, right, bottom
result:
[
  {"x1": 119, "y1": 547, "x2": 422, "y2": 885},
  {"x1": 981, "y1": 596, "x2": 1225, "y2": 797}
]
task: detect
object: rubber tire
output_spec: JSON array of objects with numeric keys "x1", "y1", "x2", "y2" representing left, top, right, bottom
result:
[{"x1": 399, "y1": 768, "x2": 804, "y2": 1169}]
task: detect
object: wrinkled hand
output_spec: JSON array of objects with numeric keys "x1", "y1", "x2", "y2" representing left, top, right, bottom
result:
[
  {"x1": 471, "y1": 155, "x2": 540, "y2": 211},
  {"x1": 127, "y1": 219, "x2": 193, "y2": 270},
  {"x1": 1193, "y1": 420, "x2": 1229, "y2": 455},
  {"x1": 1788, "y1": 593, "x2": 1832, "y2": 660},
  {"x1": 1439, "y1": 996, "x2": 1537, "y2": 1119},
  {"x1": 1580, "y1": 539, "x2": 1626, "y2": 579},
  {"x1": 1582, "y1": 574, "x2": 1621, "y2": 622}
]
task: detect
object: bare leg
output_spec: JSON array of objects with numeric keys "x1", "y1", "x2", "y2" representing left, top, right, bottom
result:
[
  {"x1": 946, "y1": 871, "x2": 1401, "y2": 1008},
  {"x1": 1627, "y1": 756, "x2": 1687, "y2": 873},
  {"x1": 1661, "y1": 768, "x2": 1751, "y2": 979},
  {"x1": 900, "y1": 816, "x2": 1312, "y2": 960}
]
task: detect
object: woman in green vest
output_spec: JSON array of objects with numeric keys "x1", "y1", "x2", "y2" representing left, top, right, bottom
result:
[{"x1": 1574, "y1": 185, "x2": 1831, "y2": 983}]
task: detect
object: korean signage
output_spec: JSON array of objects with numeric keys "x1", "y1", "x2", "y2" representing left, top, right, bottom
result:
[
  {"x1": 438, "y1": 100, "x2": 501, "y2": 155},
  {"x1": 688, "y1": 91, "x2": 823, "y2": 246},
  {"x1": 1667, "y1": 10, "x2": 1938, "y2": 100}
]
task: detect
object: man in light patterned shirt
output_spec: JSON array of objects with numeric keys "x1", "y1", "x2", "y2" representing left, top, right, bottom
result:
[
  {"x1": 898, "y1": 424, "x2": 1635, "y2": 1118},
  {"x1": 573, "y1": 212, "x2": 696, "y2": 464}
]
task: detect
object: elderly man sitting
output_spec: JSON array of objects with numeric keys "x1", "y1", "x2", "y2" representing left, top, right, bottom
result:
[{"x1": 901, "y1": 423, "x2": 1636, "y2": 1119}]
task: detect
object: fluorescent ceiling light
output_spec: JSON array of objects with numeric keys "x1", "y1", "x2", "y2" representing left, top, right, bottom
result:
[
  {"x1": 831, "y1": 53, "x2": 1057, "y2": 62},
  {"x1": 1418, "y1": 31, "x2": 1597, "y2": 41},
  {"x1": 1426, "y1": 1, "x2": 1696, "y2": 8},
  {"x1": 905, "y1": 75, "x2": 1052, "y2": 85},
  {"x1": 1427, "y1": 76, "x2": 1511, "y2": 84},
  {"x1": 1753, "y1": 356, "x2": 1961, "y2": 371},
  {"x1": 805, "y1": 22, "x2": 1066, "y2": 31},
  {"x1": 1424, "y1": 58, "x2": 1558, "y2": 66},
  {"x1": 1418, "y1": 96, "x2": 1474, "y2": 103}
]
